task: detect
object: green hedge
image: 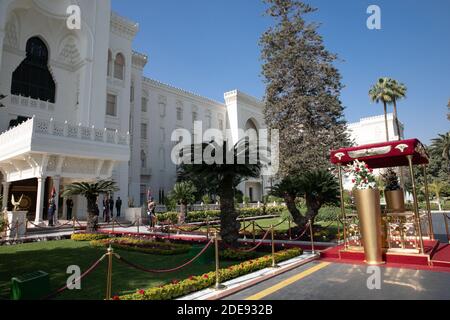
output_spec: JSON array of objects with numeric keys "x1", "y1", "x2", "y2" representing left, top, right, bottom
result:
[
  {"x1": 219, "y1": 248, "x2": 258, "y2": 261},
  {"x1": 117, "y1": 248, "x2": 302, "y2": 300},
  {"x1": 156, "y1": 206, "x2": 286, "y2": 224},
  {"x1": 90, "y1": 237, "x2": 191, "y2": 255},
  {"x1": 71, "y1": 233, "x2": 110, "y2": 241}
]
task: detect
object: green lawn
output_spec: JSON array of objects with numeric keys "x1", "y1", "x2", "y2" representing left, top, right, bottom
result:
[{"x1": 0, "y1": 240, "x2": 240, "y2": 300}]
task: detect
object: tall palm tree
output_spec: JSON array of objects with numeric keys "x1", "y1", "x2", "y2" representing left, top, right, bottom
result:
[
  {"x1": 430, "y1": 132, "x2": 450, "y2": 173},
  {"x1": 178, "y1": 139, "x2": 261, "y2": 246},
  {"x1": 386, "y1": 79, "x2": 407, "y2": 140},
  {"x1": 61, "y1": 180, "x2": 118, "y2": 233},
  {"x1": 170, "y1": 181, "x2": 196, "y2": 224},
  {"x1": 369, "y1": 78, "x2": 393, "y2": 142}
]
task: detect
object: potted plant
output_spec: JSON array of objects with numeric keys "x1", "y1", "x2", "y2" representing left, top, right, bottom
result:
[
  {"x1": 347, "y1": 160, "x2": 384, "y2": 265},
  {"x1": 381, "y1": 169, "x2": 405, "y2": 213}
]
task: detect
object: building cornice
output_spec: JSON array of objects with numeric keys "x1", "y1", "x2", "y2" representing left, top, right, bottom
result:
[
  {"x1": 111, "y1": 12, "x2": 139, "y2": 40},
  {"x1": 143, "y1": 77, "x2": 225, "y2": 108},
  {"x1": 224, "y1": 90, "x2": 264, "y2": 108}
]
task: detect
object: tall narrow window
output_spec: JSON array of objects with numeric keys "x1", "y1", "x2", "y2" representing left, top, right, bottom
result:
[
  {"x1": 106, "y1": 94, "x2": 117, "y2": 116},
  {"x1": 114, "y1": 53, "x2": 125, "y2": 80},
  {"x1": 107, "y1": 50, "x2": 112, "y2": 76},
  {"x1": 141, "y1": 150, "x2": 147, "y2": 168},
  {"x1": 141, "y1": 97, "x2": 148, "y2": 113},
  {"x1": 141, "y1": 123, "x2": 148, "y2": 140},
  {"x1": 11, "y1": 37, "x2": 55, "y2": 103}
]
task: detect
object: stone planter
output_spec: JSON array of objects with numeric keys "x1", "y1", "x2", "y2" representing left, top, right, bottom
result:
[
  {"x1": 6, "y1": 211, "x2": 28, "y2": 239},
  {"x1": 385, "y1": 189, "x2": 405, "y2": 213},
  {"x1": 354, "y1": 189, "x2": 384, "y2": 265}
]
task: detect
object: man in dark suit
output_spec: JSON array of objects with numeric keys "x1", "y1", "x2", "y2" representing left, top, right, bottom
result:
[
  {"x1": 115, "y1": 197, "x2": 122, "y2": 218},
  {"x1": 109, "y1": 196, "x2": 114, "y2": 218},
  {"x1": 66, "y1": 198, "x2": 74, "y2": 220}
]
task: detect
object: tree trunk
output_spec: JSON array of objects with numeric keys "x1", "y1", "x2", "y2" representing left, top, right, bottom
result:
[
  {"x1": 179, "y1": 203, "x2": 187, "y2": 224},
  {"x1": 383, "y1": 102, "x2": 389, "y2": 142},
  {"x1": 219, "y1": 175, "x2": 239, "y2": 246},
  {"x1": 284, "y1": 194, "x2": 305, "y2": 226},
  {"x1": 393, "y1": 100, "x2": 402, "y2": 140},
  {"x1": 86, "y1": 195, "x2": 98, "y2": 233}
]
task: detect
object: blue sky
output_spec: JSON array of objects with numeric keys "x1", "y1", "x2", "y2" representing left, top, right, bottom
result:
[{"x1": 112, "y1": 0, "x2": 450, "y2": 144}]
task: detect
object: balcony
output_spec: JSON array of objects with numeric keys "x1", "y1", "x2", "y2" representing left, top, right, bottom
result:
[{"x1": 0, "y1": 117, "x2": 130, "y2": 182}]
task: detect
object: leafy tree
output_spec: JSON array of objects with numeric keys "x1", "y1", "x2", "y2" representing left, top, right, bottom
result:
[
  {"x1": 260, "y1": 0, "x2": 350, "y2": 177},
  {"x1": 61, "y1": 180, "x2": 118, "y2": 233},
  {"x1": 430, "y1": 132, "x2": 450, "y2": 174},
  {"x1": 447, "y1": 99, "x2": 450, "y2": 121},
  {"x1": 177, "y1": 140, "x2": 261, "y2": 246},
  {"x1": 170, "y1": 181, "x2": 196, "y2": 224},
  {"x1": 427, "y1": 180, "x2": 448, "y2": 211},
  {"x1": 369, "y1": 78, "x2": 394, "y2": 142},
  {"x1": 270, "y1": 170, "x2": 339, "y2": 226}
]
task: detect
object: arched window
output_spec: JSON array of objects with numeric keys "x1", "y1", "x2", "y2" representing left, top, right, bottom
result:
[
  {"x1": 11, "y1": 37, "x2": 55, "y2": 103},
  {"x1": 114, "y1": 53, "x2": 125, "y2": 80},
  {"x1": 107, "y1": 50, "x2": 112, "y2": 76}
]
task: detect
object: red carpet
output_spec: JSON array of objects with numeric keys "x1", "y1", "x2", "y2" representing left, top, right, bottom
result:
[{"x1": 320, "y1": 240, "x2": 450, "y2": 272}]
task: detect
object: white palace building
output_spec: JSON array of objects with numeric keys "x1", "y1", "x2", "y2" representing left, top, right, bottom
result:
[{"x1": 0, "y1": 0, "x2": 403, "y2": 224}]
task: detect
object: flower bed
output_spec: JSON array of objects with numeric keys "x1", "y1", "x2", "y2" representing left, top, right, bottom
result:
[
  {"x1": 71, "y1": 233, "x2": 110, "y2": 241},
  {"x1": 219, "y1": 248, "x2": 258, "y2": 261},
  {"x1": 90, "y1": 237, "x2": 192, "y2": 255},
  {"x1": 118, "y1": 248, "x2": 302, "y2": 300}
]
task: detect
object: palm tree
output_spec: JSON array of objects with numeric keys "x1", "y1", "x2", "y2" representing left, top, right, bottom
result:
[
  {"x1": 170, "y1": 181, "x2": 196, "y2": 224},
  {"x1": 178, "y1": 139, "x2": 261, "y2": 246},
  {"x1": 430, "y1": 132, "x2": 450, "y2": 173},
  {"x1": 270, "y1": 170, "x2": 339, "y2": 227},
  {"x1": 369, "y1": 78, "x2": 393, "y2": 141},
  {"x1": 61, "y1": 180, "x2": 118, "y2": 233},
  {"x1": 386, "y1": 79, "x2": 407, "y2": 140},
  {"x1": 427, "y1": 180, "x2": 448, "y2": 211}
]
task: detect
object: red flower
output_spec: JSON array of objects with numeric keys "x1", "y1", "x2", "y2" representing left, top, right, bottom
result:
[
  {"x1": 137, "y1": 289, "x2": 145, "y2": 295},
  {"x1": 203, "y1": 274, "x2": 209, "y2": 279},
  {"x1": 188, "y1": 275, "x2": 195, "y2": 280},
  {"x1": 352, "y1": 179, "x2": 356, "y2": 183},
  {"x1": 112, "y1": 295, "x2": 120, "y2": 300},
  {"x1": 355, "y1": 168, "x2": 360, "y2": 172},
  {"x1": 172, "y1": 280, "x2": 179, "y2": 284}
]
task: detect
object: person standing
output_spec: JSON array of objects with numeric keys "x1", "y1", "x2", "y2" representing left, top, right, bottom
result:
[
  {"x1": 103, "y1": 196, "x2": 110, "y2": 223},
  {"x1": 109, "y1": 196, "x2": 114, "y2": 218},
  {"x1": 115, "y1": 197, "x2": 122, "y2": 218},
  {"x1": 147, "y1": 197, "x2": 156, "y2": 228},
  {"x1": 48, "y1": 195, "x2": 56, "y2": 227},
  {"x1": 66, "y1": 198, "x2": 74, "y2": 221}
]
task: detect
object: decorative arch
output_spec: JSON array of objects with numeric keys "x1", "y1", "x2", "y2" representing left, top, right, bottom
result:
[
  {"x1": 4, "y1": 11, "x2": 19, "y2": 48},
  {"x1": 114, "y1": 53, "x2": 125, "y2": 80},
  {"x1": 57, "y1": 34, "x2": 81, "y2": 66},
  {"x1": 11, "y1": 36, "x2": 56, "y2": 103}
]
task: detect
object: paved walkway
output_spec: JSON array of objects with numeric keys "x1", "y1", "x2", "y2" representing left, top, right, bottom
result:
[{"x1": 224, "y1": 261, "x2": 450, "y2": 300}]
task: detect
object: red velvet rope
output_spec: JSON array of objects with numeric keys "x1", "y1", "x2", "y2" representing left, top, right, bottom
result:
[
  {"x1": 289, "y1": 222, "x2": 311, "y2": 241},
  {"x1": 111, "y1": 219, "x2": 137, "y2": 229},
  {"x1": 113, "y1": 239, "x2": 214, "y2": 274},
  {"x1": 43, "y1": 254, "x2": 107, "y2": 300},
  {"x1": 222, "y1": 228, "x2": 271, "y2": 253}
]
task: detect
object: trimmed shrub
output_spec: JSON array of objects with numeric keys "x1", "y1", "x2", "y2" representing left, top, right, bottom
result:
[
  {"x1": 71, "y1": 233, "x2": 109, "y2": 241},
  {"x1": 219, "y1": 248, "x2": 258, "y2": 261},
  {"x1": 90, "y1": 237, "x2": 191, "y2": 255},
  {"x1": 118, "y1": 248, "x2": 302, "y2": 300}
]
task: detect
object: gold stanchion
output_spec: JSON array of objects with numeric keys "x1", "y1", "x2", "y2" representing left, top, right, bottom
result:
[
  {"x1": 214, "y1": 232, "x2": 226, "y2": 290},
  {"x1": 288, "y1": 217, "x2": 292, "y2": 240},
  {"x1": 252, "y1": 220, "x2": 256, "y2": 243},
  {"x1": 105, "y1": 245, "x2": 113, "y2": 300},
  {"x1": 242, "y1": 218, "x2": 247, "y2": 241},
  {"x1": 422, "y1": 165, "x2": 434, "y2": 240},
  {"x1": 337, "y1": 216, "x2": 341, "y2": 244},
  {"x1": 72, "y1": 217, "x2": 76, "y2": 233},
  {"x1": 407, "y1": 155, "x2": 425, "y2": 254},
  {"x1": 444, "y1": 213, "x2": 449, "y2": 244},
  {"x1": 271, "y1": 225, "x2": 279, "y2": 268},
  {"x1": 309, "y1": 219, "x2": 315, "y2": 254},
  {"x1": 206, "y1": 215, "x2": 210, "y2": 240},
  {"x1": 337, "y1": 165, "x2": 348, "y2": 249}
]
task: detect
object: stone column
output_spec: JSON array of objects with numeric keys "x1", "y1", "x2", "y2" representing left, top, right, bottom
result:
[
  {"x1": 35, "y1": 177, "x2": 46, "y2": 224},
  {"x1": 53, "y1": 176, "x2": 60, "y2": 222},
  {"x1": 2, "y1": 182, "x2": 10, "y2": 210}
]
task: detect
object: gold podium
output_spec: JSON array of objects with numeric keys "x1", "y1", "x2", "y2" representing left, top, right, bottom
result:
[{"x1": 354, "y1": 189, "x2": 384, "y2": 265}]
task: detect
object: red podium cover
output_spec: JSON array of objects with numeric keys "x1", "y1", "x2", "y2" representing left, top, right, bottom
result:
[{"x1": 330, "y1": 139, "x2": 429, "y2": 169}]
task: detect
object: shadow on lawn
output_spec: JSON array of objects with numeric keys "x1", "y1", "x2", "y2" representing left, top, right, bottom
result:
[{"x1": 0, "y1": 241, "x2": 224, "y2": 300}]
